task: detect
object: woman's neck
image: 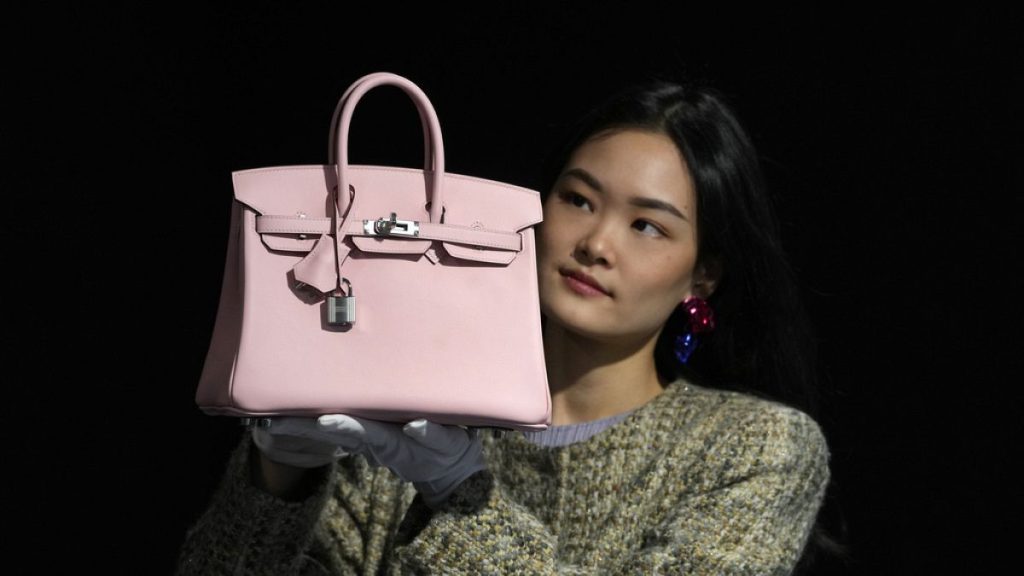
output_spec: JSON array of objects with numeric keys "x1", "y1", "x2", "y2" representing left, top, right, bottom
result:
[{"x1": 543, "y1": 322, "x2": 667, "y2": 426}]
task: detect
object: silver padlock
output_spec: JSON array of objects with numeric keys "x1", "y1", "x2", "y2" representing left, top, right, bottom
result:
[{"x1": 327, "y1": 278, "x2": 355, "y2": 326}]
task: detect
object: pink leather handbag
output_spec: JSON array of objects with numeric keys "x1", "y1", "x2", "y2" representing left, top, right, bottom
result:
[{"x1": 195, "y1": 72, "x2": 551, "y2": 430}]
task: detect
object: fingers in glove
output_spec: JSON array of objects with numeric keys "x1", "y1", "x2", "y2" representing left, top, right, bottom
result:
[
  {"x1": 401, "y1": 419, "x2": 472, "y2": 452},
  {"x1": 251, "y1": 426, "x2": 344, "y2": 468},
  {"x1": 263, "y1": 417, "x2": 321, "y2": 437},
  {"x1": 403, "y1": 419, "x2": 486, "y2": 478},
  {"x1": 259, "y1": 416, "x2": 362, "y2": 451},
  {"x1": 320, "y1": 414, "x2": 453, "y2": 473},
  {"x1": 318, "y1": 414, "x2": 406, "y2": 454}
]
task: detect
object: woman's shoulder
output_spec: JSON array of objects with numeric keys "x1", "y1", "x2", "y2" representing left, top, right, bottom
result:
[
  {"x1": 697, "y1": 382, "x2": 823, "y2": 434},
  {"x1": 656, "y1": 380, "x2": 830, "y2": 471},
  {"x1": 662, "y1": 379, "x2": 823, "y2": 430}
]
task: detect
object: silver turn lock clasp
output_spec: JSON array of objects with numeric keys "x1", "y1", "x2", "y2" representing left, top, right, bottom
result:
[
  {"x1": 327, "y1": 278, "x2": 355, "y2": 326},
  {"x1": 364, "y1": 212, "x2": 420, "y2": 237}
]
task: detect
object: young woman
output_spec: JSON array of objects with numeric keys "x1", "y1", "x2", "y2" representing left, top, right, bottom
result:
[{"x1": 175, "y1": 78, "x2": 833, "y2": 575}]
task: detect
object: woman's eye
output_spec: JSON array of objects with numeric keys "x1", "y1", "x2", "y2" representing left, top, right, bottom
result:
[
  {"x1": 633, "y1": 220, "x2": 664, "y2": 237},
  {"x1": 560, "y1": 191, "x2": 592, "y2": 211}
]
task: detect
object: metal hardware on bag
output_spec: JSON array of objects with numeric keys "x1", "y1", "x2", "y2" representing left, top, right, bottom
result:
[
  {"x1": 364, "y1": 212, "x2": 420, "y2": 237},
  {"x1": 327, "y1": 278, "x2": 356, "y2": 326}
]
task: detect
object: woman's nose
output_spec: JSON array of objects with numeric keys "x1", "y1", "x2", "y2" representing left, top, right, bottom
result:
[{"x1": 573, "y1": 221, "x2": 615, "y2": 267}]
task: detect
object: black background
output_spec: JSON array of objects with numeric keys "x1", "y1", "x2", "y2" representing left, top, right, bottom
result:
[{"x1": 4, "y1": 3, "x2": 1019, "y2": 573}]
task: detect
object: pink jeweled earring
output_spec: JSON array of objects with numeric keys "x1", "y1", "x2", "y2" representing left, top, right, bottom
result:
[{"x1": 674, "y1": 296, "x2": 715, "y2": 364}]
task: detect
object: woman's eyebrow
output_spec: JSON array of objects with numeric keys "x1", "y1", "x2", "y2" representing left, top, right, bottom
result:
[
  {"x1": 628, "y1": 197, "x2": 688, "y2": 221},
  {"x1": 560, "y1": 167, "x2": 688, "y2": 221},
  {"x1": 560, "y1": 168, "x2": 604, "y2": 192}
]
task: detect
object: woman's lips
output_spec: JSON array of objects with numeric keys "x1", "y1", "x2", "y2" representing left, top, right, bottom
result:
[{"x1": 560, "y1": 269, "x2": 611, "y2": 297}]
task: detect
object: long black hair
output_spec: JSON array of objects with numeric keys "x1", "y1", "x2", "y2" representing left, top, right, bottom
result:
[
  {"x1": 539, "y1": 78, "x2": 850, "y2": 573},
  {"x1": 540, "y1": 79, "x2": 818, "y2": 415}
]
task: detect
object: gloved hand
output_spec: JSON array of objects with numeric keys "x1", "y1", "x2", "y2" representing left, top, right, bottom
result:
[
  {"x1": 251, "y1": 415, "x2": 486, "y2": 507},
  {"x1": 250, "y1": 417, "x2": 350, "y2": 469},
  {"x1": 317, "y1": 414, "x2": 486, "y2": 508}
]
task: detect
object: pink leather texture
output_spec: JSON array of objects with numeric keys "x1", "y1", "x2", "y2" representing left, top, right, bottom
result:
[{"x1": 195, "y1": 72, "x2": 551, "y2": 431}]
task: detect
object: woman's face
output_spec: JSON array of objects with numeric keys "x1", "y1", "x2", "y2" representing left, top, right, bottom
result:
[{"x1": 537, "y1": 129, "x2": 709, "y2": 344}]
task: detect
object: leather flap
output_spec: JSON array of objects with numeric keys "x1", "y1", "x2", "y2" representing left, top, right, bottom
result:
[
  {"x1": 260, "y1": 235, "x2": 317, "y2": 252},
  {"x1": 350, "y1": 236, "x2": 431, "y2": 255},
  {"x1": 235, "y1": 165, "x2": 543, "y2": 260},
  {"x1": 233, "y1": 165, "x2": 337, "y2": 218},
  {"x1": 442, "y1": 242, "x2": 518, "y2": 265}
]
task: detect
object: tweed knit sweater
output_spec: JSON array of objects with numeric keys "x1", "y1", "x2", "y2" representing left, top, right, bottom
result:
[{"x1": 175, "y1": 381, "x2": 830, "y2": 575}]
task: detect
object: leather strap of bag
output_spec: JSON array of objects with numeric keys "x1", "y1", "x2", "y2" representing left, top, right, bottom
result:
[
  {"x1": 257, "y1": 215, "x2": 522, "y2": 251},
  {"x1": 328, "y1": 72, "x2": 435, "y2": 182},
  {"x1": 333, "y1": 73, "x2": 446, "y2": 224},
  {"x1": 292, "y1": 73, "x2": 460, "y2": 294}
]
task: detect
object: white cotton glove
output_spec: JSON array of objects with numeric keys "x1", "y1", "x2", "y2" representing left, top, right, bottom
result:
[
  {"x1": 316, "y1": 414, "x2": 486, "y2": 508},
  {"x1": 250, "y1": 417, "x2": 351, "y2": 469}
]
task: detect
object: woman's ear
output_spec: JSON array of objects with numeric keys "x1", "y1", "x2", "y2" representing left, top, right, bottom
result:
[{"x1": 692, "y1": 258, "x2": 722, "y2": 299}]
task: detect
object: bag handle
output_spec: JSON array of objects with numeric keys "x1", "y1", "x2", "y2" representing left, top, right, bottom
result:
[
  {"x1": 328, "y1": 72, "x2": 434, "y2": 173},
  {"x1": 292, "y1": 73, "x2": 446, "y2": 295},
  {"x1": 333, "y1": 72, "x2": 445, "y2": 224}
]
